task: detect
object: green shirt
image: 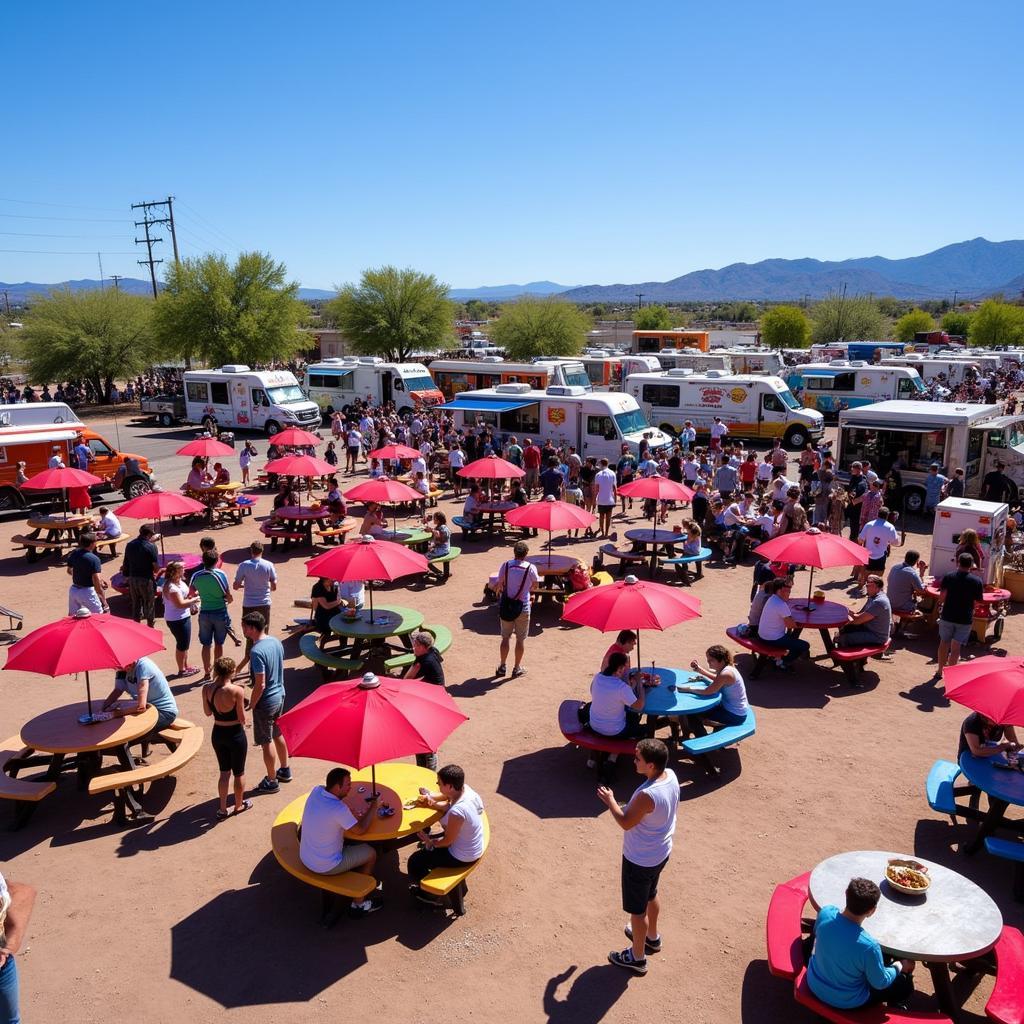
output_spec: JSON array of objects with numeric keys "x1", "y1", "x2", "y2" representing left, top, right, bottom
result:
[{"x1": 191, "y1": 568, "x2": 229, "y2": 612}]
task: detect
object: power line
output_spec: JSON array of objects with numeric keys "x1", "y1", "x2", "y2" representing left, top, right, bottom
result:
[
  {"x1": 175, "y1": 199, "x2": 243, "y2": 250},
  {"x1": 0, "y1": 247, "x2": 140, "y2": 255},
  {"x1": 132, "y1": 197, "x2": 180, "y2": 297},
  {"x1": 0, "y1": 212, "x2": 130, "y2": 223},
  {"x1": 0, "y1": 230, "x2": 127, "y2": 239},
  {"x1": 0, "y1": 196, "x2": 125, "y2": 213}
]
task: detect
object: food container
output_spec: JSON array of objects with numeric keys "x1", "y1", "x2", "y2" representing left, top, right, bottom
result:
[{"x1": 885, "y1": 858, "x2": 930, "y2": 895}]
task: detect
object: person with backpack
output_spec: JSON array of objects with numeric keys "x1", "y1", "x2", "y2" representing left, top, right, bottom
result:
[{"x1": 493, "y1": 540, "x2": 540, "y2": 680}]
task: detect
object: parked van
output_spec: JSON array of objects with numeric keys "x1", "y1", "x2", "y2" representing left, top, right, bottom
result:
[
  {"x1": 625, "y1": 369, "x2": 823, "y2": 449},
  {"x1": 428, "y1": 357, "x2": 592, "y2": 400},
  {"x1": 784, "y1": 361, "x2": 925, "y2": 419},
  {"x1": 0, "y1": 422, "x2": 154, "y2": 512},
  {"x1": 722, "y1": 349, "x2": 787, "y2": 375},
  {"x1": 438, "y1": 383, "x2": 673, "y2": 460},
  {"x1": 809, "y1": 342, "x2": 905, "y2": 363},
  {"x1": 578, "y1": 353, "x2": 660, "y2": 388},
  {"x1": 303, "y1": 357, "x2": 443, "y2": 417},
  {"x1": 631, "y1": 329, "x2": 710, "y2": 354},
  {"x1": 654, "y1": 350, "x2": 732, "y2": 374},
  {"x1": 182, "y1": 366, "x2": 321, "y2": 436},
  {"x1": 837, "y1": 400, "x2": 1024, "y2": 513}
]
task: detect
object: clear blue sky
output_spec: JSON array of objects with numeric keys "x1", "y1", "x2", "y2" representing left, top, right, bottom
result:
[{"x1": 3, "y1": 0, "x2": 1022, "y2": 291}]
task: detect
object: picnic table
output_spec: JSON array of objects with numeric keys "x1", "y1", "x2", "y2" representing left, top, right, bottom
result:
[
  {"x1": 476, "y1": 500, "x2": 517, "y2": 533},
  {"x1": 809, "y1": 849, "x2": 1003, "y2": 1018},
  {"x1": 378, "y1": 528, "x2": 432, "y2": 552},
  {"x1": 187, "y1": 482, "x2": 244, "y2": 524},
  {"x1": 641, "y1": 667, "x2": 720, "y2": 744},
  {"x1": 625, "y1": 527, "x2": 681, "y2": 577},
  {"x1": 922, "y1": 580, "x2": 1010, "y2": 643},
  {"x1": 273, "y1": 505, "x2": 333, "y2": 546},
  {"x1": 328, "y1": 605, "x2": 424, "y2": 673},
  {"x1": 15, "y1": 514, "x2": 93, "y2": 562},
  {"x1": 787, "y1": 598, "x2": 849, "y2": 654},
  {"x1": 526, "y1": 553, "x2": 577, "y2": 602},
  {"x1": 958, "y1": 750, "x2": 1024, "y2": 852}
]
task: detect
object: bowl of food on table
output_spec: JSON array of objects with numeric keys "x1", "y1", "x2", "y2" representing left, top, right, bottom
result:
[{"x1": 885, "y1": 858, "x2": 930, "y2": 895}]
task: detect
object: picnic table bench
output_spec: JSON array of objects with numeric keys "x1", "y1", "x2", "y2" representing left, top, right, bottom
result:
[
  {"x1": 315, "y1": 522, "x2": 354, "y2": 545},
  {"x1": 985, "y1": 838, "x2": 1024, "y2": 902},
  {"x1": 664, "y1": 546, "x2": 712, "y2": 583},
  {"x1": 418, "y1": 812, "x2": 490, "y2": 916},
  {"x1": 596, "y1": 543, "x2": 647, "y2": 577},
  {"x1": 298, "y1": 632, "x2": 364, "y2": 680},
  {"x1": 680, "y1": 707, "x2": 756, "y2": 772},
  {"x1": 0, "y1": 735, "x2": 58, "y2": 827},
  {"x1": 830, "y1": 640, "x2": 891, "y2": 685},
  {"x1": 12, "y1": 533, "x2": 120, "y2": 561},
  {"x1": 725, "y1": 626, "x2": 788, "y2": 678},
  {"x1": 426, "y1": 546, "x2": 461, "y2": 581},
  {"x1": 383, "y1": 624, "x2": 452, "y2": 673},
  {"x1": 558, "y1": 699, "x2": 639, "y2": 779},
  {"x1": 452, "y1": 515, "x2": 484, "y2": 539},
  {"x1": 259, "y1": 522, "x2": 307, "y2": 551}
]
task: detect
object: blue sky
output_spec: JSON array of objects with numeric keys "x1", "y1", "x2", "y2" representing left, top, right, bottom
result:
[{"x1": 3, "y1": 0, "x2": 1022, "y2": 290}]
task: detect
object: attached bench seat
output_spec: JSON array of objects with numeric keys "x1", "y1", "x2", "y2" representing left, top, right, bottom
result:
[
  {"x1": 452, "y1": 515, "x2": 483, "y2": 538},
  {"x1": 272, "y1": 818, "x2": 377, "y2": 907},
  {"x1": 725, "y1": 626, "x2": 788, "y2": 678},
  {"x1": 984, "y1": 838, "x2": 1024, "y2": 903},
  {"x1": 315, "y1": 523, "x2": 354, "y2": 545},
  {"x1": 298, "y1": 632, "x2": 364, "y2": 679},
  {"x1": 794, "y1": 968, "x2": 952, "y2": 1023},
  {"x1": 681, "y1": 708, "x2": 755, "y2": 771},
  {"x1": 384, "y1": 624, "x2": 452, "y2": 673},
  {"x1": 597, "y1": 543, "x2": 647, "y2": 578},
  {"x1": 0, "y1": 735, "x2": 57, "y2": 826},
  {"x1": 986, "y1": 924, "x2": 1024, "y2": 1023},
  {"x1": 12, "y1": 534, "x2": 120, "y2": 557},
  {"x1": 420, "y1": 812, "x2": 490, "y2": 916},
  {"x1": 766, "y1": 872, "x2": 811, "y2": 980},
  {"x1": 426, "y1": 546, "x2": 462, "y2": 581},
  {"x1": 664, "y1": 546, "x2": 713, "y2": 582},
  {"x1": 831, "y1": 640, "x2": 892, "y2": 684},
  {"x1": 260, "y1": 522, "x2": 307, "y2": 550},
  {"x1": 925, "y1": 760, "x2": 961, "y2": 820},
  {"x1": 558, "y1": 699, "x2": 638, "y2": 780}
]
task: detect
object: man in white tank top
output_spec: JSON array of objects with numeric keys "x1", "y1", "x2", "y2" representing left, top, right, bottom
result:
[{"x1": 597, "y1": 738, "x2": 679, "y2": 975}]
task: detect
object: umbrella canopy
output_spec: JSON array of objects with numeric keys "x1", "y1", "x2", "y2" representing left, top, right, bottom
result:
[
  {"x1": 265, "y1": 454, "x2": 336, "y2": 478},
  {"x1": 117, "y1": 491, "x2": 207, "y2": 520},
  {"x1": 457, "y1": 456, "x2": 525, "y2": 480},
  {"x1": 369, "y1": 444, "x2": 421, "y2": 461},
  {"x1": 505, "y1": 497, "x2": 596, "y2": 563},
  {"x1": 754, "y1": 527, "x2": 869, "y2": 606},
  {"x1": 21, "y1": 467, "x2": 103, "y2": 491},
  {"x1": 176, "y1": 438, "x2": 235, "y2": 458},
  {"x1": 5, "y1": 609, "x2": 165, "y2": 721},
  {"x1": 618, "y1": 476, "x2": 695, "y2": 502},
  {"x1": 944, "y1": 656, "x2": 1024, "y2": 726},
  {"x1": 343, "y1": 478, "x2": 422, "y2": 504},
  {"x1": 272, "y1": 427, "x2": 322, "y2": 448},
  {"x1": 279, "y1": 672, "x2": 467, "y2": 769}
]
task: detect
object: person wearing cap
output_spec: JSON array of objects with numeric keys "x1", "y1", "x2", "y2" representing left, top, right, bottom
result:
[
  {"x1": 835, "y1": 576, "x2": 891, "y2": 651},
  {"x1": 123, "y1": 524, "x2": 160, "y2": 627},
  {"x1": 944, "y1": 466, "x2": 966, "y2": 499},
  {"x1": 47, "y1": 446, "x2": 65, "y2": 470},
  {"x1": 924, "y1": 464, "x2": 949, "y2": 514},
  {"x1": 66, "y1": 533, "x2": 109, "y2": 615},
  {"x1": 680, "y1": 420, "x2": 696, "y2": 452}
]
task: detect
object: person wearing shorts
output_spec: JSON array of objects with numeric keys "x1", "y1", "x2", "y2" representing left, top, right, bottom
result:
[
  {"x1": 494, "y1": 541, "x2": 540, "y2": 679},
  {"x1": 190, "y1": 551, "x2": 233, "y2": 682},
  {"x1": 934, "y1": 553, "x2": 984, "y2": 678},
  {"x1": 244, "y1": 612, "x2": 290, "y2": 792},
  {"x1": 594, "y1": 458, "x2": 618, "y2": 538},
  {"x1": 201, "y1": 655, "x2": 250, "y2": 818},
  {"x1": 598, "y1": 738, "x2": 679, "y2": 976},
  {"x1": 299, "y1": 767, "x2": 383, "y2": 919}
]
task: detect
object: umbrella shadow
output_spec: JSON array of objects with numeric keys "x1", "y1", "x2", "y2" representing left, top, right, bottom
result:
[
  {"x1": 114, "y1": 794, "x2": 224, "y2": 855},
  {"x1": 737, "y1": 656, "x2": 832, "y2": 710},
  {"x1": 542, "y1": 963, "x2": 631, "y2": 1024},
  {"x1": 497, "y1": 746, "x2": 606, "y2": 820},
  {"x1": 459, "y1": 607, "x2": 502, "y2": 638},
  {"x1": 676, "y1": 749, "x2": 744, "y2": 798},
  {"x1": 446, "y1": 675, "x2": 510, "y2": 699}
]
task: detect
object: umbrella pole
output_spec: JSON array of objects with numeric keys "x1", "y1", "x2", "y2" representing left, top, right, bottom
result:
[
  {"x1": 85, "y1": 669, "x2": 94, "y2": 720},
  {"x1": 63, "y1": 487, "x2": 68, "y2": 521},
  {"x1": 371, "y1": 763, "x2": 379, "y2": 800},
  {"x1": 367, "y1": 582, "x2": 375, "y2": 625},
  {"x1": 158, "y1": 515, "x2": 165, "y2": 561},
  {"x1": 806, "y1": 566, "x2": 815, "y2": 609},
  {"x1": 548, "y1": 527, "x2": 553, "y2": 566}
]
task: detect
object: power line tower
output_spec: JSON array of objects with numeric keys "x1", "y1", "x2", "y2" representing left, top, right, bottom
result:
[{"x1": 131, "y1": 196, "x2": 180, "y2": 297}]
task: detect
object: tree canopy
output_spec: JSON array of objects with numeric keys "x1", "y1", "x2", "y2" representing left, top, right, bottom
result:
[
  {"x1": 152, "y1": 251, "x2": 304, "y2": 367},
  {"x1": 940, "y1": 310, "x2": 972, "y2": 338},
  {"x1": 810, "y1": 294, "x2": 885, "y2": 345},
  {"x1": 894, "y1": 308, "x2": 936, "y2": 343},
  {"x1": 326, "y1": 266, "x2": 455, "y2": 362},
  {"x1": 488, "y1": 297, "x2": 590, "y2": 361},
  {"x1": 760, "y1": 305, "x2": 811, "y2": 349},
  {"x1": 20, "y1": 288, "x2": 155, "y2": 402},
  {"x1": 634, "y1": 304, "x2": 673, "y2": 331},
  {"x1": 968, "y1": 300, "x2": 1024, "y2": 348}
]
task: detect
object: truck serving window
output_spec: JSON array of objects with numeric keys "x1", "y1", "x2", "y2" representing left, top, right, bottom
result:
[
  {"x1": 186, "y1": 381, "x2": 208, "y2": 403},
  {"x1": 210, "y1": 382, "x2": 230, "y2": 405},
  {"x1": 641, "y1": 384, "x2": 679, "y2": 407},
  {"x1": 308, "y1": 372, "x2": 352, "y2": 390}
]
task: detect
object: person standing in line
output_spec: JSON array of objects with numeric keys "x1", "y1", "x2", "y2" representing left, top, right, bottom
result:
[
  {"x1": 0, "y1": 871, "x2": 36, "y2": 1024},
  {"x1": 189, "y1": 549, "x2": 234, "y2": 682},
  {"x1": 522, "y1": 438, "x2": 542, "y2": 497},
  {"x1": 242, "y1": 611, "x2": 291, "y2": 792},
  {"x1": 493, "y1": 540, "x2": 540, "y2": 679},
  {"x1": 594, "y1": 458, "x2": 618, "y2": 539},
  {"x1": 239, "y1": 440, "x2": 257, "y2": 486},
  {"x1": 346, "y1": 424, "x2": 363, "y2": 472},
  {"x1": 201, "y1": 655, "x2": 250, "y2": 818},
  {"x1": 66, "y1": 533, "x2": 109, "y2": 615},
  {"x1": 598, "y1": 737, "x2": 679, "y2": 975},
  {"x1": 162, "y1": 560, "x2": 201, "y2": 678},
  {"x1": 932, "y1": 552, "x2": 984, "y2": 680},
  {"x1": 233, "y1": 540, "x2": 277, "y2": 674},
  {"x1": 709, "y1": 416, "x2": 729, "y2": 451},
  {"x1": 122, "y1": 524, "x2": 159, "y2": 627}
]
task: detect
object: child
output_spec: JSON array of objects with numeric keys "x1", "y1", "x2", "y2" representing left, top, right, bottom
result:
[
  {"x1": 682, "y1": 521, "x2": 702, "y2": 556},
  {"x1": 213, "y1": 462, "x2": 230, "y2": 485},
  {"x1": 239, "y1": 441, "x2": 256, "y2": 485}
]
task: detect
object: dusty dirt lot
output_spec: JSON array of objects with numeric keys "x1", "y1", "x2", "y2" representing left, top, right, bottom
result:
[{"x1": 1, "y1": 467, "x2": 1021, "y2": 1024}]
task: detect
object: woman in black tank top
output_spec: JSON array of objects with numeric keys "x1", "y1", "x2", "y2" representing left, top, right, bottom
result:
[{"x1": 201, "y1": 656, "x2": 250, "y2": 818}]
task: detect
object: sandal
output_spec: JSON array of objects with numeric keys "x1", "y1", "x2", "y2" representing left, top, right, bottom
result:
[{"x1": 234, "y1": 799, "x2": 253, "y2": 815}]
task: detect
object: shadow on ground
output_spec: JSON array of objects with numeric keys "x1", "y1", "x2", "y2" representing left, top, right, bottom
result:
[{"x1": 542, "y1": 963, "x2": 630, "y2": 1023}]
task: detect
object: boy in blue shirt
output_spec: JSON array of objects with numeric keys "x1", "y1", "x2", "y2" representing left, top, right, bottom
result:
[{"x1": 808, "y1": 877, "x2": 915, "y2": 1010}]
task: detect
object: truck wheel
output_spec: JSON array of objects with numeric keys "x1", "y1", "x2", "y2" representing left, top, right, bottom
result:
[
  {"x1": 903, "y1": 488, "x2": 926, "y2": 515},
  {"x1": 123, "y1": 476, "x2": 153, "y2": 499},
  {"x1": 158, "y1": 413, "x2": 174, "y2": 428},
  {"x1": 201, "y1": 416, "x2": 217, "y2": 433},
  {"x1": 783, "y1": 427, "x2": 808, "y2": 450},
  {"x1": 265, "y1": 421, "x2": 281, "y2": 436},
  {"x1": 0, "y1": 486, "x2": 25, "y2": 513}
]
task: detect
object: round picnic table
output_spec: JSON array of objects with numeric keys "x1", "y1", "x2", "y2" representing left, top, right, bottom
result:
[
  {"x1": 923, "y1": 580, "x2": 1010, "y2": 643},
  {"x1": 378, "y1": 528, "x2": 432, "y2": 551},
  {"x1": 274, "y1": 505, "x2": 333, "y2": 546},
  {"x1": 625, "y1": 528, "x2": 681, "y2": 577},
  {"x1": 809, "y1": 849, "x2": 1003, "y2": 1016},
  {"x1": 476, "y1": 500, "x2": 517, "y2": 534},
  {"x1": 958, "y1": 751, "x2": 1024, "y2": 852},
  {"x1": 641, "y1": 668, "x2": 721, "y2": 716},
  {"x1": 276, "y1": 764, "x2": 443, "y2": 848},
  {"x1": 20, "y1": 514, "x2": 92, "y2": 562},
  {"x1": 787, "y1": 598, "x2": 850, "y2": 653},
  {"x1": 526, "y1": 553, "x2": 576, "y2": 575},
  {"x1": 329, "y1": 604, "x2": 424, "y2": 672}
]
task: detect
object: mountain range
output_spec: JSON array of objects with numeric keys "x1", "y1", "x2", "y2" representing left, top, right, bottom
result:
[{"x1": 447, "y1": 280, "x2": 569, "y2": 300}]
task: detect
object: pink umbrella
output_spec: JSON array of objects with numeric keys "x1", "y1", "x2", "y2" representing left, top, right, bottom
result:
[
  {"x1": 505, "y1": 496, "x2": 596, "y2": 564},
  {"x1": 265, "y1": 454, "x2": 336, "y2": 506},
  {"x1": 343, "y1": 478, "x2": 423, "y2": 533},
  {"x1": 21, "y1": 466, "x2": 104, "y2": 520},
  {"x1": 272, "y1": 427, "x2": 322, "y2": 448},
  {"x1": 754, "y1": 527, "x2": 869, "y2": 607},
  {"x1": 457, "y1": 456, "x2": 525, "y2": 480},
  {"x1": 117, "y1": 491, "x2": 208, "y2": 557},
  {"x1": 369, "y1": 444, "x2": 421, "y2": 461},
  {"x1": 944, "y1": 657, "x2": 1024, "y2": 726},
  {"x1": 176, "y1": 438, "x2": 235, "y2": 458},
  {"x1": 619, "y1": 475, "x2": 694, "y2": 527}
]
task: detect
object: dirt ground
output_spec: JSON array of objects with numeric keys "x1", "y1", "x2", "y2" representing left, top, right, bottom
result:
[{"x1": 1, "y1": 462, "x2": 1022, "y2": 1024}]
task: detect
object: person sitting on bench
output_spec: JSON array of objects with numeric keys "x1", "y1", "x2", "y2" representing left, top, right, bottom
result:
[
  {"x1": 835, "y1": 575, "x2": 891, "y2": 649},
  {"x1": 807, "y1": 877, "x2": 915, "y2": 1011},
  {"x1": 601, "y1": 630, "x2": 636, "y2": 673},
  {"x1": 886, "y1": 550, "x2": 927, "y2": 616},
  {"x1": 756, "y1": 578, "x2": 809, "y2": 671},
  {"x1": 588, "y1": 652, "x2": 646, "y2": 739},
  {"x1": 425, "y1": 511, "x2": 450, "y2": 558},
  {"x1": 682, "y1": 645, "x2": 750, "y2": 727}
]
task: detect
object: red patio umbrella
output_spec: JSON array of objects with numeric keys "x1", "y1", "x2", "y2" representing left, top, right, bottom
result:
[
  {"x1": 505, "y1": 496, "x2": 596, "y2": 564},
  {"x1": 562, "y1": 574, "x2": 701, "y2": 670},
  {"x1": 278, "y1": 671, "x2": 467, "y2": 797},
  {"x1": 21, "y1": 466, "x2": 104, "y2": 520},
  {"x1": 117, "y1": 490, "x2": 208, "y2": 558},
  {"x1": 618, "y1": 475, "x2": 694, "y2": 527},
  {"x1": 343, "y1": 478, "x2": 424, "y2": 533},
  {"x1": 457, "y1": 456, "x2": 525, "y2": 480},
  {"x1": 369, "y1": 444, "x2": 421, "y2": 461},
  {"x1": 265, "y1": 454, "x2": 336, "y2": 506},
  {"x1": 753, "y1": 527, "x2": 869, "y2": 608},
  {"x1": 305, "y1": 535, "x2": 428, "y2": 623},
  {"x1": 5, "y1": 609, "x2": 165, "y2": 723},
  {"x1": 944, "y1": 656, "x2": 1024, "y2": 726},
  {"x1": 272, "y1": 427, "x2": 322, "y2": 448},
  {"x1": 176, "y1": 438, "x2": 235, "y2": 458}
]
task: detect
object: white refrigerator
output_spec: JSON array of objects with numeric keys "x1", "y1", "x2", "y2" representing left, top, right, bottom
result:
[{"x1": 930, "y1": 498, "x2": 1008, "y2": 585}]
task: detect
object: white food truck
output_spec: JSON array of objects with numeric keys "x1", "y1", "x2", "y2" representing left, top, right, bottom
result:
[
  {"x1": 182, "y1": 366, "x2": 321, "y2": 436},
  {"x1": 784, "y1": 361, "x2": 925, "y2": 418},
  {"x1": 880, "y1": 353, "x2": 1001, "y2": 386},
  {"x1": 303, "y1": 357, "x2": 443, "y2": 417},
  {"x1": 625, "y1": 369, "x2": 824, "y2": 449},
  {"x1": 437, "y1": 383, "x2": 673, "y2": 460},
  {"x1": 837, "y1": 400, "x2": 1024, "y2": 513}
]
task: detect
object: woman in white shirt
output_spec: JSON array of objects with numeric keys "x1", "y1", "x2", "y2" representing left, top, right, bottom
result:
[
  {"x1": 95, "y1": 507, "x2": 122, "y2": 539},
  {"x1": 680, "y1": 645, "x2": 750, "y2": 727},
  {"x1": 163, "y1": 560, "x2": 201, "y2": 678},
  {"x1": 589, "y1": 651, "x2": 646, "y2": 737}
]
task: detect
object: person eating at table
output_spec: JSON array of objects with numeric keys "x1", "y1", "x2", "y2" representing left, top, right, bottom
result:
[
  {"x1": 298, "y1": 766, "x2": 383, "y2": 920},
  {"x1": 682, "y1": 644, "x2": 750, "y2": 727},
  {"x1": 834, "y1": 575, "x2": 891, "y2": 651},
  {"x1": 887, "y1": 549, "x2": 927, "y2": 619},
  {"x1": 588, "y1": 652, "x2": 647, "y2": 741},
  {"x1": 102, "y1": 654, "x2": 181, "y2": 754},
  {"x1": 757, "y1": 578, "x2": 810, "y2": 672},
  {"x1": 186, "y1": 456, "x2": 212, "y2": 491},
  {"x1": 212, "y1": 462, "x2": 230, "y2": 485},
  {"x1": 958, "y1": 710, "x2": 1020, "y2": 759},
  {"x1": 806, "y1": 877, "x2": 915, "y2": 1011},
  {"x1": 358, "y1": 501, "x2": 388, "y2": 538},
  {"x1": 601, "y1": 630, "x2": 637, "y2": 672},
  {"x1": 424, "y1": 511, "x2": 451, "y2": 559},
  {"x1": 94, "y1": 505, "x2": 122, "y2": 540},
  {"x1": 310, "y1": 576, "x2": 343, "y2": 644},
  {"x1": 462, "y1": 483, "x2": 485, "y2": 528}
]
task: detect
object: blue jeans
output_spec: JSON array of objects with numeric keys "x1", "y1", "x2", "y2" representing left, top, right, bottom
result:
[
  {"x1": 0, "y1": 956, "x2": 20, "y2": 1024},
  {"x1": 772, "y1": 634, "x2": 810, "y2": 665}
]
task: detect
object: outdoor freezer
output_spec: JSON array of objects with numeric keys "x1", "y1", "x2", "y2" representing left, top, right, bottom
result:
[{"x1": 929, "y1": 497, "x2": 1008, "y2": 585}]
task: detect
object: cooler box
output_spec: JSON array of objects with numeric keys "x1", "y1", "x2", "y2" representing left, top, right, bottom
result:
[{"x1": 930, "y1": 498, "x2": 1008, "y2": 585}]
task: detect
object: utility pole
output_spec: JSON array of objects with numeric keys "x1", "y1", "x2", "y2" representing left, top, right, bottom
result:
[
  {"x1": 952, "y1": 290, "x2": 958, "y2": 308},
  {"x1": 635, "y1": 292, "x2": 644, "y2": 310},
  {"x1": 97, "y1": 252, "x2": 104, "y2": 290},
  {"x1": 134, "y1": 213, "x2": 163, "y2": 298},
  {"x1": 110, "y1": 275, "x2": 123, "y2": 294},
  {"x1": 131, "y1": 196, "x2": 181, "y2": 297},
  {"x1": 2, "y1": 291, "x2": 9, "y2": 315}
]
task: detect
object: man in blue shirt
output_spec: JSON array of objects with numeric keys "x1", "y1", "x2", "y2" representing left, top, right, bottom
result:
[
  {"x1": 924, "y1": 463, "x2": 949, "y2": 514},
  {"x1": 808, "y1": 877, "x2": 915, "y2": 1010},
  {"x1": 73, "y1": 434, "x2": 94, "y2": 472},
  {"x1": 242, "y1": 611, "x2": 290, "y2": 792},
  {"x1": 233, "y1": 540, "x2": 277, "y2": 673},
  {"x1": 102, "y1": 656, "x2": 180, "y2": 753}
]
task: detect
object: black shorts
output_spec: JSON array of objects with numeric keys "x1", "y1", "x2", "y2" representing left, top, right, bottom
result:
[
  {"x1": 621, "y1": 855, "x2": 669, "y2": 915},
  {"x1": 867, "y1": 554, "x2": 887, "y2": 571},
  {"x1": 211, "y1": 724, "x2": 247, "y2": 776}
]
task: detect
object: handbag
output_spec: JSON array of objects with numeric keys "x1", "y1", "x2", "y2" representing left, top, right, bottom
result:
[{"x1": 498, "y1": 560, "x2": 531, "y2": 621}]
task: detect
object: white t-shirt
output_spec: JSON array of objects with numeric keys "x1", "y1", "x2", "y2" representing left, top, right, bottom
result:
[
  {"x1": 163, "y1": 580, "x2": 192, "y2": 622},
  {"x1": 99, "y1": 511, "x2": 122, "y2": 538},
  {"x1": 758, "y1": 594, "x2": 791, "y2": 641},
  {"x1": 299, "y1": 785, "x2": 358, "y2": 873},
  {"x1": 859, "y1": 519, "x2": 899, "y2": 557},
  {"x1": 448, "y1": 449, "x2": 466, "y2": 469},
  {"x1": 589, "y1": 671, "x2": 637, "y2": 736},
  {"x1": 594, "y1": 468, "x2": 617, "y2": 505},
  {"x1": 711, "y1": 422, "x2": 728, "y2": 439},
  {"x1": 444, "y1": 784, "x2": 486, "y2": 862},
  {"x1": 411, "y1": 456, "x2": 427, "y2": 476},
  {"x1": 756, "y1": 462, "x2": 773, "y2": 482},
  {"x1": 498, "y1": 559, "x2": 539, "y2": 606},
  {"x1": 346, "y1": 429, "x2": 362, "y2": 449}
]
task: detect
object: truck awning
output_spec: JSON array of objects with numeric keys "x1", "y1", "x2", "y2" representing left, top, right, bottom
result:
[
  {"x1": 437, "y1": 397, "x2": 536, "y2": 413},
  {"x1": 0, "y1": 428, "x2": 80, "y2": 445},
  {"x1": 844, "y1": 423, "x2": 945, "y2": 434}
]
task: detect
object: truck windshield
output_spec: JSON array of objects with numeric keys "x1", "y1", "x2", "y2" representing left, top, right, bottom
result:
[
  {"x1": 614, "y1": 408, "x2": 650, "y2": 436},
  {"x1": 777, "y1": 388, "x2": 801, "y2": 410},
  {"x1": 266, "y1": 385, "x2": 306, "y2": 405},
  {"x1": 404, "y1": 376, "x2": 436, "y2": 392},
  {"x1": 564, "y1": 370, "x2": 592, "y2": 389}
]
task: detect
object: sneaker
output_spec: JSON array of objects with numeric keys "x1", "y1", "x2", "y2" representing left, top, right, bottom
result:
[
  {"x1": 276, "y1": 766, "x2": 293, "y2": 783},
  {"x1": 495, "y1": 663, "x2": 507, "y2": 677},
  {"x1": 511, "y1": 666, "x2": 526, "y2": 678},
  {"x1": 624, "y1": 925, "x2": 662, "y2": 954},
  {"x1": 257, "y1": 776, "x2": 280, "y2": 793},
  {"x1": 608, "y1": 948, "x2": 647, "y2": 975},
  {"x1": 774, "y1": 659, "x2": 793, "y2": 673},
  {"x1": 349, "y1": 897, "x2": 383, "y2": 917}
]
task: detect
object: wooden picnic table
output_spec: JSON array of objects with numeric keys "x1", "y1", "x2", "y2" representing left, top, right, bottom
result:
[
  {"x1": 328, "y1": 604, "x2": 424, "y2": 673},
  {"x1": 786, "y1": 598, "x2": 850, "y2": 654},
  {"x1": 625, "y1": 527, "x2": 681, "y2": 577},
  {"x1": 17, "y1": 514, "x2": 93, "y2": 562}
]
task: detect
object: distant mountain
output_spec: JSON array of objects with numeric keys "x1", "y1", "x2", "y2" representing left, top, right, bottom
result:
[
  {"x1": 0, "y1": 278, "x2": 338, "y2": 304},
  {"x1": 297, "y1": 287, "x2": 336, "y2": 300},
  {"x1": 448, "y1": 281, "x2": 569, "y2": 300},
  {"x1": 560, "y1": 238, "x2": 1024, "y2": 302}
]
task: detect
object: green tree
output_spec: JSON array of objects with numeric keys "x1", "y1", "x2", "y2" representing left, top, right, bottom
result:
[
  {"x1": 760, "y1": 305, "x2": 811, "y2": 350},
  {"x1": 634, "y1": 304, "x2": 672, "y2": 330},
  {"x1": 894, "y1": 308, "x2": 936, "y2": 343},
  {"x1": 21, "y1": 288, "x2": 155, "y2": 402},
  {"x1": 940, "y1": 310, "x2": 972, "y2": 338},
  {"x1": 325, "y1": 266, "x2": 454, "y2": 362},
  {"x1": 488, "y1": 297, "x2": 590, "y2": 360},
  {"x1": 810, "y1": 293, "x2": 886, "y2": 344},
  {"x1": 465, "y1": 299, "x2": 489, "y2": 321},
  {"x1": 969, "y1": 300, "x2": 1024, "y2": 348},
  {"x1": 152, "y1": 251, "x2": 304, "y2": 367}
]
